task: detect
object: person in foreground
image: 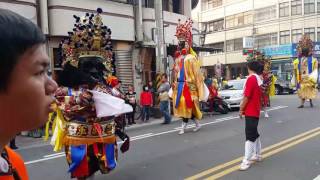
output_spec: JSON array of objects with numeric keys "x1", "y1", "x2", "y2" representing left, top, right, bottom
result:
[
  {"x1": 0, "y1": 9, "x2": 58, "y2": 179},
  {"x1": 239, "y1": 60, "x2": 263, "y2": 171}
]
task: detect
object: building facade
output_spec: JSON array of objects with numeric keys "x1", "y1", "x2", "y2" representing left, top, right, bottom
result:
[
  {"x1": 196, "y1": 0, "x2": 320, "y2": 79},
  {"x1": 1, "y1": 0, "x2": 195, "y2": 95}
]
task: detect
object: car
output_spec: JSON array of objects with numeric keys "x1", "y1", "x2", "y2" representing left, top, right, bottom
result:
[
  {"x1": 274, "y1": 78, "x2": 295, "y2": 95},
  {"x1": 218, "y1": 79, "x2": 246, "y2": 109}
]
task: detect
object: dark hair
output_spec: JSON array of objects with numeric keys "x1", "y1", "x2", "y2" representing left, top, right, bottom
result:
[
  {"x1": 247, "y1": 61, "x2": 263, "y2": 75},
  {"x1": 161, "y1": 73, "x2": 168, "y2": 79},
  {"x1": 143, "y1": 85, "x2": 148, "y2": 91},
  {"x1": 0, "y1": 9, "x2": 46, "y2": 91}
]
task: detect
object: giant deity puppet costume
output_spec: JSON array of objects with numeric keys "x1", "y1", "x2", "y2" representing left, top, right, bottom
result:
[
  {"x1": 46, "y1": 8, "x2": 132, "y2": 179},
  {"x1": 171, "y1": 19, "x2": 209, "y2": 135},
  {"x1": 293, "y1": 35, "x2": 318, "y2": 108}
]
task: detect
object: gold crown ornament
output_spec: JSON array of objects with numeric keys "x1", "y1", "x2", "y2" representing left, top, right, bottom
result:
[
  {"x1": 59, "y1": 8, "x2": 115, "y2": 75},
  {"x1": 297, "y1": 35, "x2": 314, "y2": 57}
]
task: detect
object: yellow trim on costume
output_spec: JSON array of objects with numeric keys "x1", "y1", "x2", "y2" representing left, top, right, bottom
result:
[
  {"x1": 45, "y1": 107, "x2": 66, "y2": 152},
  {"x1": 269, "y1": 75, "x2": 277, "y2": 97}
]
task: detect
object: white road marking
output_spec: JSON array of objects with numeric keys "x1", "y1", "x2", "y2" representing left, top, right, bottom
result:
[
  {"x1": 25, "y1": 105, "x2": 288, "y2": 165},
  {"x1": 25, "y1": 154, "x2": 65, "y2": 165},
  {"x1": 313, "y1": 175, "x2": 320, "y2": 180},
  {"x1": 44, "y1": 152, "x2": 65, "y2": 158}
]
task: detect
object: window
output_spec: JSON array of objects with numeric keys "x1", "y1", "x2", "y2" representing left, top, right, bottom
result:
[
  {"x1": 207, "y1": 0, "x2": 222, "y2": 9},
  {"x1": 235, "y1": 14, "x2": 244, "y2": 26},
  {"x1": 317, "y1": 0, "x2": 320, "y2": 12},
  {"x1": 271, "y1": 33, "x2": 278, "y2": 45},
  {"x1": 244, "y1": 12, "x2": 253, "y2": 24},
  {"x1": 162, "y1": 0, "x2": 169, "y2": 11},
  {"x1": 255, "y1": 33, "x2": 278, "y2": 48},
  {"x1": 318, "y1": 27, "x2": 320, "y2": 41},
  {"x1": 304, "y1": 0, "x2": 315, "y2": 14},
  {"x1": 304, "y1": 27, "x2": 315, "y2": 41},
  {"x1": 142, "y1": 0, "x2": 154, "y2": 8},
  {"x1": 208, "y1": 42, "x2": 224, "y2": 54},
  {"x1": 226, "y1": 39, "x2": 234, "y2": 52},
  {"x1": 280, "y1": 30, "x2": 290, "y2": 44},
  {"x1": 255, "y1": 5, "x2": 277, "y2": 22},
  {"x1": 291, "y1": 0, "x2": 302, "y2": 15},
  {"x1": 226, "y1": 16, "x2": 235, "y2": 29},
  {"x1": 207, "y1": 19, "x2": 224, "y2": 33},
  {"x1": 226, "y1": 38, "x2": 243, "y2": 52},
  {"x1": 234, "y1": 38, "x2": 243, "y2": 51},
  {"x1": 292, "y1": 29, "x2": 303, "y2": 43},
  {"x1": 225, "y1": 11, "x2": 252, "y2": 29},
  {"x1": 279, "y1": 2, "x2": 289, "y2": 17}
]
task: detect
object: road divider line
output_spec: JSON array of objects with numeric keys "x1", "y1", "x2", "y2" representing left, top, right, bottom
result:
[
  {"x1": 205, "y1": 129, "x2": 320, "y2": 180},
  {"x1": 26, "y1": 105, "x2": 288, "y2": 165},
  {"x1": 131, "y1": 133, "x2": 153, "y2": 139},
  {"x1": 43, "y1": 152, "x2": 65, "y2": 158},
  {"x1": 185, "y1": 126, "x2": 320, "y2": 180},
  {"x1": 25, "y1": 154, "x2": 65, "y2": 165}
]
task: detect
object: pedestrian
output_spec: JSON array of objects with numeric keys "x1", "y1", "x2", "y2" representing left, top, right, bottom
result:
[
  {"x1": 158, "y1": 73, "x2": 172, "y2": 124},
  {"x1": 0, "y1": 8, "x2": 58, "y2": 179},
  {"x1": 148, "y1": 80, "x2": 155, "y2": 106},
  {"x1": 9, "y1": 137, "x2": 18, "y2": 150},
  {"x1": 239, "y1": 60, "x2": 263, "y2": 171},
  {"x1": 140, "y1": 85, "x2": 153, "y2": 122},
  {"x1": 148, "y1": 80, "x2": 155, "y2": 94},
  {"x1": 126, "y1": 85, "x2": 137, "y2": 125},
  {"x1": 208, "y1": 79, "x2": 219, "y2": 112}
]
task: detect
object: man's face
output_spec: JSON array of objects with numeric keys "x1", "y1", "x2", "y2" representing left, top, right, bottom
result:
[
  {"x1": 161, "y1": 76, "x2": 167, "y2": 82},
  {"x1": 0, "y1": 45, "x2": 57, "y2": 132}
]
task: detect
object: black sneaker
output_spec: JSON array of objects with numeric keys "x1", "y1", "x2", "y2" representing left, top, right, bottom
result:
[{"x1": 298, "y1": 105, "x2": 304, "y2": 108}]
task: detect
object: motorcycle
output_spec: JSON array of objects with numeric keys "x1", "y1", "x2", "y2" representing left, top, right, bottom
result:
[{"x1": 201, "y1": 96, "x2": 230, "y2": 114}]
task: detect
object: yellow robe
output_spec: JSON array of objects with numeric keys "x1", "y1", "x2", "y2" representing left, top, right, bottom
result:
[
  {"x1": 172, "y1": 53, "x2": 204, "y2": 120},
  {"x1": 293, "y1": 57, "x2": 318, "y2": 99}
]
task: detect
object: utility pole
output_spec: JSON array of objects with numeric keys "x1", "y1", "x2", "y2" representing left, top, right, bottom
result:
[{"x1": 155, "y1": 0, "x2": 166, "y2": 73}]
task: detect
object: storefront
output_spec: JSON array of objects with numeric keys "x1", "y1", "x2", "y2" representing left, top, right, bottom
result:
[
  {"x1": 261, "y1": 44, "x2": 296, "y2": 82},
  {"x1": 262, "y1": 42, "x2": 320, "y2": 82}
]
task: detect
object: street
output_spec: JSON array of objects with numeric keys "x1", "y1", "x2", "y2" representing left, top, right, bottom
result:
[{"x1": 19, "y1": 94, "x2": 320, "y2": 180}]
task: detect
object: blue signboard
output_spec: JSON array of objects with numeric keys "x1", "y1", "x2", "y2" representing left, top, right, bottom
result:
[
  {"x1": 261, "y1": 44, "x2": 295, "y2": 57},
  {"x1": 261, "y1": 42, "x2": 320, "y2": 58}
]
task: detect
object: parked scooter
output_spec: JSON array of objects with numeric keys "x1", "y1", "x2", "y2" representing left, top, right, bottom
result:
[{"x1": 201, "y1": 97, "x2": 229, "y2": 114}]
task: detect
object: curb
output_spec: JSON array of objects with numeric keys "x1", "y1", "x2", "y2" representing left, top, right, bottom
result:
[{"x1": 125, "y1": 117, "x2": 182, "y2": 131}]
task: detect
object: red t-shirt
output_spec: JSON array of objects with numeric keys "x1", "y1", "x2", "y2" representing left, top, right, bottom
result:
[
  {"x1": 243, "y1": 75, "x2": 261, "y2": 118},
  {"x1": 140, "y1": 91, "x2": 153, "y2": 106}
]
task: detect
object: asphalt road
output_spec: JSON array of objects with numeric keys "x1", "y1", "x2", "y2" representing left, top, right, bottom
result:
[{"x1": 18, "y1": 94, "x2": 320, "y2": 180}]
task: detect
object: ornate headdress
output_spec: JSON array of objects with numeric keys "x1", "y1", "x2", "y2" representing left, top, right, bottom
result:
[
  {"x1": 246, "y1": 50, "x2": 271, "y2": 72},
  {"x1": 175, "y1": 18, "x2": 193, "y2": 47},
  {"x1": 107, "y1": 76, "x2": 119, "y2": 87},
  {"x1": 59, "y1": 8, "x2": 115, "y2": 75},
  {"x1": 297, "y1": 35, "x2": 313, "y2": 57}
]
